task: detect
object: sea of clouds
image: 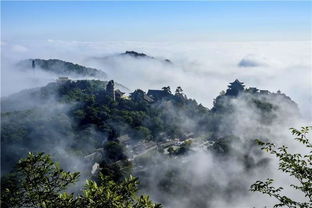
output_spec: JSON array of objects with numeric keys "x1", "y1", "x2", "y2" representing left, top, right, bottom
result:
[
  {"x1": 2, "y1": 40, "x2": 311, "y2": 121},
  {"x1": 1, "y1": 39, "x2": 311, "y2": 207}
]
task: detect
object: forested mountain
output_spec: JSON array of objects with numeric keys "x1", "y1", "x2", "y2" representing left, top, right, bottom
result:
[
  {"x1": 1, "y1": 77, "x2": 300, "y2": 207},
  {"x1": 17, "y1": 59, "x2": 107, "y2": 78}
]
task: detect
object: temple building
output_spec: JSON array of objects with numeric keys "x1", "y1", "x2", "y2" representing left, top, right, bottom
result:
[
  {"x1": 246, "y1": 87, "x2": 259, "y2": 94},
  {"x1": 225, "y1": 79, "x2": 245, "y2": 96},
  {"x1": 260, "y1": 90, "x2": 270, "y2": 95},
  {"x1": 130, "y1": 89, "x2": 154, "y2": 103},
  {"x1": 147, "y1": 89, "x2": 170, "y2": 101}
]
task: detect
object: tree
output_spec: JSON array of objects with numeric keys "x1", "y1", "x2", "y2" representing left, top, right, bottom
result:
[
  {"x1": 162, "y1": 86, "x2": 171, "y2": 94},
  {"x1": 80, "y1": 174, "x2": 161, "y2": 208},
  {"x1": 99, "y1": 160, "x2": 132, "y2": 183},
  {"x1": 1, "y1": 152, "x2": 80, "y2": 208},
  {"x1": 1, "y1": 152, "x2": 161, "y2": 208},
  {"x1": 134, "y1": 126, "x2": 152, "y2": 141},
  {"x1": 250, "y1": 126, "x2": 312, "y2": 208},
  {"x1": 104, "y1": 141, "x2": 127, "y2": 162},
  {"x1": 168, "y1": 147, "x2": 175, "y2": 155},
  {"x1": 174, "y1": 86, "x2": 186, "y2": 102},
  {"x1": 175, "y1": 87, "x2": 183, "y2": 95},
  {"x1": 246, "y1": 87, "x2": 259, "y2": 94}
]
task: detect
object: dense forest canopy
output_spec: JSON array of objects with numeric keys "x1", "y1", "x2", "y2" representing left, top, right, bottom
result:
[
  {"x1": 17, "y1": 59, "x2": 107, "y2": 78},
  {"x1": 2, "y1": 0, "x2": 311, "y2": 206},
  {"x1": 1, "y1": 74, "x2": 301, "y2": 207}
]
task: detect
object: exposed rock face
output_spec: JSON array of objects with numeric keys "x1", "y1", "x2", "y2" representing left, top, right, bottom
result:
[{"x1": 106, "y1": 80, "x2": 115, "y2": 101}]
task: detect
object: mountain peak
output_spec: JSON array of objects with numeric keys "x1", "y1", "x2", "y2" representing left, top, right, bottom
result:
[
  {"x1": 120, "y1": 51, "x2": 172, "y2": 63},
  {"x1": 122, "y1": 51, "x2": 148, "y2": 58},
  {"x1": 18, "y1": 59, "x2": 107, "y2": 78}
]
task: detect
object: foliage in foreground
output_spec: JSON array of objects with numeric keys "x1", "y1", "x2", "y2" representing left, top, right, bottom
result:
[
  {"x1": 1, "y1": 152, "x2": 161, "y2": 208},
  {"x1": 250, "y1": 126, "x2": 312, "y2": 208}
]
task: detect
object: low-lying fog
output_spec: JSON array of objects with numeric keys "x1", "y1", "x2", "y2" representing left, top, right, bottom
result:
[
  {"x1": 1, "y1": 40, "x2": 311, "y2": 207},
  {"x1": 2, "y1": 40, "x2": 311, "y2": 122}
]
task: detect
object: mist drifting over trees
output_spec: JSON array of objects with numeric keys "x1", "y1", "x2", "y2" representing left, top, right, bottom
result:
[{"x1": 1, "y1": 1, "x2": 311, "y2": 207}]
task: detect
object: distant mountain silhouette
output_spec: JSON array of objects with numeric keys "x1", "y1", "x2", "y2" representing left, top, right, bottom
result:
[
  {"x1": 120, "y1": 51, "x2": 172, "y2": 63},
  {"x1": 18, "y1": 59, "x2": 107, "y2": 78},
  {"x1": 91, "y1": 51, "x2": 172, "y2": 64}
]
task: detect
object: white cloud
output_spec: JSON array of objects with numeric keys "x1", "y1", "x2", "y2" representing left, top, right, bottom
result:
[
  {"x1": 1, "y1": 39, "x2": 311, "y2": 207},
  {"x1": 11, "y1": 44, "x2": 28, "y2": 53},
  {"x1": 238, "y1": 54, "x2": 269, "y2": 67},
  {"x1": 2, "y1": 40, "x2": 311, "y2": 121}
]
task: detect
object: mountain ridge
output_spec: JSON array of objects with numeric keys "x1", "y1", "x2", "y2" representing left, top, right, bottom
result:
[
  {"x1": 1, "y1": 78, "x2": 301, "y2": 208},
  {"x1": 17, "y1": 59, "x2": 107, "y2": 78}
]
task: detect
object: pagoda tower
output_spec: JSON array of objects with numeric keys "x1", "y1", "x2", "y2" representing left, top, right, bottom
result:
[{"x1": 225, "y1": 79, "x2": 245, "y2": 96}]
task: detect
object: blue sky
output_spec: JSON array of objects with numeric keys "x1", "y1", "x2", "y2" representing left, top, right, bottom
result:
[{"x1": 1, "y1": 1, "x2": 311, "y2": 42}]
